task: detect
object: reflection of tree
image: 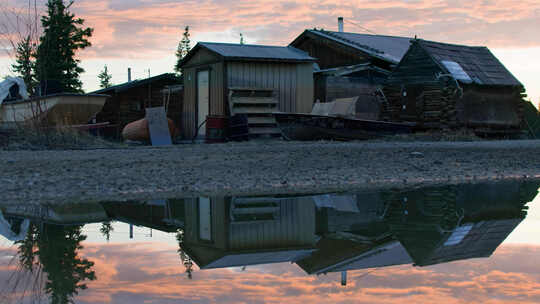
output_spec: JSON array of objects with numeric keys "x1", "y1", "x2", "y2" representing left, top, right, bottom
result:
[
  {"x1": 99, "y1": 221, "x2": 114, "y2": 242},
  {"x1": 13, "y1": 223, "x2": 96, "y2": 304},
  {"x1": 176, "y1": 230, "x2": 193, "y2": 279}
]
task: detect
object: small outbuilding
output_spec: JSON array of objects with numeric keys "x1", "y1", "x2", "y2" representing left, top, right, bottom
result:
[
  {"x1": 383, "y1": 39, "x2": 525, "y2": 135},
  {"x1": 178, "y1": 42, "x2": 315, "y2": 139},
  {"x1": 92, "y1": 73, "x2": 182, "y2": 138}
]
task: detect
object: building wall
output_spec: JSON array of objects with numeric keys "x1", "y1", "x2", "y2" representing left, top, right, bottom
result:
[
  {"x1": 95, "y1": 78, "x2": 182, "y2": 138},
  {"x1": 227, "y1": 61, "x2": 314, "y2": 113}
]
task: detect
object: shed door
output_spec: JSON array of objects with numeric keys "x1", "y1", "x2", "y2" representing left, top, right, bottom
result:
[{"x1": 197, "y1": 70, "x2": 209, "y2": 136}]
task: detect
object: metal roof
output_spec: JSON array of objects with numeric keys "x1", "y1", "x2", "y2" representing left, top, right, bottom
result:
[
  {"x1": 180, "y1": 42, "x2": 315, "y2": 67},
  {"x1": 293, "y1": 30, "x2": 413, "y2": 64},
  {"x1": 91, "y1": 73, "x2": 180, "y2": 94},
  {"x1": 417, "y1": 40, "x2": 522, "y2": 86}
]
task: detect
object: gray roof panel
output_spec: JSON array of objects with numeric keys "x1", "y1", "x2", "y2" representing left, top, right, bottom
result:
[
  {"x1": 306, "y1": 30, "x2": 413, "y2": 64},
  {"x1": 198, "y1": 42, "x2": 315, "y2": 62}
]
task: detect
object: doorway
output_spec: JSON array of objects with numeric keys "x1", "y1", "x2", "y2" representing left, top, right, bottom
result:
[{"x1": 197, "y1": 70, "x2": 209, "y2": 137}]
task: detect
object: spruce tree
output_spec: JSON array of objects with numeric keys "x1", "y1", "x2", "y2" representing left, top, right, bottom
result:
[
  {"x1": 174, "y1": 26, "x2": 190, "y2": 75},
  {"x1": 11, "y1": 35, "x2": 35, "y2": 92},
  {"x1": 34, "y1": 0, "x2": 93, "y2": 93},
  {"x1": 97, "y1": 65, "x2": 113, "y2": 88}
]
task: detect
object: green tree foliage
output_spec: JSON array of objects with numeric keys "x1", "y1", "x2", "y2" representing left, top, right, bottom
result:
[
  {"x1": 16, "y1": 223, "x2": 96, "y2": 304},
  {"x1": 97, "y1": 65, "x2": 113, "y2": 89},
  {"x1": 99, "y1": 221, "x2": 114, "y2": 241},
  {"x1": 240, "y1": 33, "x2": 244, "y2": 45},
  {"x1": 11, "y1": 35, "x2": 36, "y2": 91},
  {"x1": 174, "y1": 26, "x2": 190, "y2": 75},
  {"x1": 34, "y1": 0, "x2": 93, "y2": 93}
]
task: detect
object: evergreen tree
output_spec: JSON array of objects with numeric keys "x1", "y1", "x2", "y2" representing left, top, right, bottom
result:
[
  {"x1": 174, "y1": 26, "x2": 190, "y2": 75},
  {"x1": 34, "y1": 0, "x2": 93, "y2": 93},
  {"x1": 99, "y1": 221, "x2": 114, "y2": 241},
  {"x1": 97, "y1": 65, "x2": 113, "y2": 89},
  {"x1": 11, "y1": 35, "x2": 35, "y2": 92}
]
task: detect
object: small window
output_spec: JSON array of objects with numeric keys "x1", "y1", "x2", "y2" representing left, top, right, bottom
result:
[
  {"x1": 444, "y1": 224, "x2": 473, "y2": 246},
  {"x1": 441, "y1": 60, "x2": 472, "y2": 83}
]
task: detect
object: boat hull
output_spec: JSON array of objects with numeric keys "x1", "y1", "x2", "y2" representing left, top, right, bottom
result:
[
  {"x1": 0, "y1": 93, "x2": 108, "y2": 128},
  {"x1": 122, "y1": 118, "x2": 178, "y2": 142},
  {"x1": 274, "y1": 113, "x2": 415, "y2": 141}
]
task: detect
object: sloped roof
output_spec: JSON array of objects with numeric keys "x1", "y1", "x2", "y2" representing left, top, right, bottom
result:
[
  {"x1": 91, "y1": 73, "x2": 180, "y2": 94},
  {"x1": 291, "y1": 30, "x2": 412, "y2": 64},
  {"x1": 180, "y1": 42, "x2": 315, "y2": 67},
  {"x1": 417, "y1": 40, "x2": 522, "y2": 86}
]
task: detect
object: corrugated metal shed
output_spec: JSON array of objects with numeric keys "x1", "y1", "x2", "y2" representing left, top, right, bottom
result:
[
  {"x1": 418, "y1": 40, "x2": 522, "y2": 86},
  {"x1": 180, "y1": 42, "x2": 315, "y2": 139}
]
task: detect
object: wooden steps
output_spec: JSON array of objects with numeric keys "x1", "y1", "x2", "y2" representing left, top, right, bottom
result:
[{"x1": 229, "y1": 87, "x2": 281, "y2": 138}]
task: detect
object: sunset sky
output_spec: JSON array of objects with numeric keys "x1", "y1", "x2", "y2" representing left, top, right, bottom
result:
[{"x1": 0, "y1": 0, "x2": 539, "y2": 104}]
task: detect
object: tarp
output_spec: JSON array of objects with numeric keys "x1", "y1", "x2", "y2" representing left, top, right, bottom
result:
[
  {"x1": 0, "y1": 76, "x2": 29, "y2": 105},
  {"x1": 311, "y1": 97, "x2": 359, "y2": 117}
]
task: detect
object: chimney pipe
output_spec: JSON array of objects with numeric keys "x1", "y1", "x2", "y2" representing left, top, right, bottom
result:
[
  {"x1": 128, "y1": 68, "x2": 132, "y2": 82},
  {"x1": 338, "y1": 17, "x2": 344, "y2": 32}
]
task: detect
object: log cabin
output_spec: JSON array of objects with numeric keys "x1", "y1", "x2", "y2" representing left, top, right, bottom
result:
[{"x1": 383, "y1": 39, "x2": 526, "y2": 135}]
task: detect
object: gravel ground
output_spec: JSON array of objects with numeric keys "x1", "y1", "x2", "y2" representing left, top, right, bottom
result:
[{"x1": 1, "y1": 139, "x2": 540, "y2": 204}]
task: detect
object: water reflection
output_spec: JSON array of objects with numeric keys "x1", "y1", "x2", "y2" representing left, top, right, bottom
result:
[{"x1": 0, "y1": 180, "x2": 538, "y2": 303}]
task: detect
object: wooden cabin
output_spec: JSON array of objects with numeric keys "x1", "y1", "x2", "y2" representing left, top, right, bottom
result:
[
  {"x1": 290, "y1": 30, "x2": 411, "y2": 71},
  {"x1": 290, "y1": 30, "x2": 411, "y2": 114},
  {"x1": 383, "y1": 39, "x2": 526, "y2": 135},
  {"x1": 92, "y1": 73, "x2": 182, "y2": 138},
  {"x1": 178, "y1": 42, "x2": 315, "y2": 139}
]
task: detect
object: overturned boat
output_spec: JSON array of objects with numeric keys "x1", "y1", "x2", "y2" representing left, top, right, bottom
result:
[
  {"x1": 274, "y1": 96, "x2": 415, "y2": 141},
  {"x1": 0, "y1": 77, "x2": 108, "y2": 128}
]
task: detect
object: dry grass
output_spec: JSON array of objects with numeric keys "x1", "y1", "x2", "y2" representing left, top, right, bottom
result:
[{"x1": 1, "y1": 124, "x2": 124, "y2": 150}]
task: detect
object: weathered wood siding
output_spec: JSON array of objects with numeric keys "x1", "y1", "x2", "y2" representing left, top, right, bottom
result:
[
  {"x1": 95, "y1": 78, "x2": 182, "y2": 138},
  {"x1": 295, "y1": 36, "x2": 370, "y2": 69},
  {"x1": 227, "y1": 62, "x2": 313, "y2": 113},
  {"x1": 384, "y1": 42, "x2": 524, "y2": 132}
]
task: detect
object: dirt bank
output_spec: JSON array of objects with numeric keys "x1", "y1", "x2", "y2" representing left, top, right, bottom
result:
[{"x1": 1, "y1": 139, "x2": 539, "y2": 204}]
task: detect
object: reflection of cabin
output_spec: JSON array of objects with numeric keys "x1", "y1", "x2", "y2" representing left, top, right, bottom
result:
[
  {"x1": 92, "y1": 73, "x2": 182, "y2": 138},
  {"x1": 100, "y1": 199, "x2": 185, "y2": 232},
  {"x1": 181, "y1": 196, "x2": 316, "y2": 269},
  {"x1": 178, "y1": 42, "x2": 315, "y2": 139},
  {"x1": 385, "y1": 181, "x2": 535, "y2": 266},
  {"x1": 383, "y1": 39, "x2": 525, "y2": 134},
  {"x1": 0, "y1": 203, "x2": 109, "y2": 225},
  {"x1": 297, "y1": 239, "x2": 411, "y2": 275}
]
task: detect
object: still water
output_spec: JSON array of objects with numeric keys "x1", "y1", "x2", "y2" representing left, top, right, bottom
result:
[{"x1": 0, "y1": 180, "x2": 539, "y2": 304}]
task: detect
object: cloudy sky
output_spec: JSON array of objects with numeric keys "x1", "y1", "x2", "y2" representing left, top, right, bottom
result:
[
  {"x1": 0, "y1": 0, "x2": 539, "y2": 104},
  {"x1": 2, "y1": 243, "x2": 540, "y2": 303}
]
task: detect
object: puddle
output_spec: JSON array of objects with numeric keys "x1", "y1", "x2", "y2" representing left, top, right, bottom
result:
[{"x1": 0, "y1": 180, "x2": 539, "y2": 303}]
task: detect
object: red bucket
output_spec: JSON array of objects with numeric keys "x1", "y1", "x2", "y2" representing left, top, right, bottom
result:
[{"x1": 206, "y1": 115, "x2": 228, "y2": 143}]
